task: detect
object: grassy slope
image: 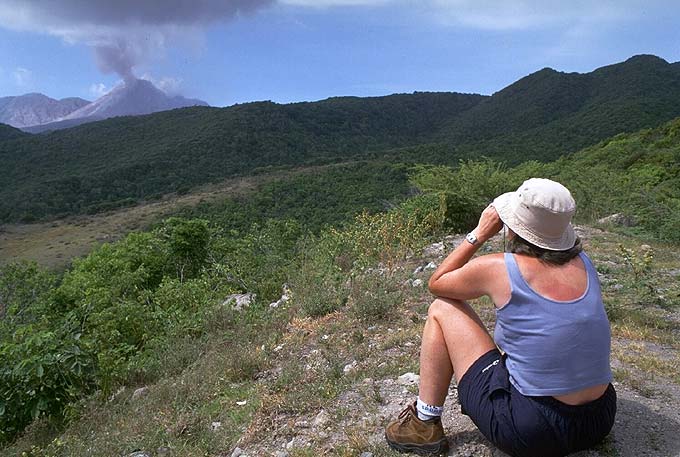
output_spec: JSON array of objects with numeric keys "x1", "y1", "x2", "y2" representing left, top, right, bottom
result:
[
  {"x1": 7, "y1": 227, "x2": 679, "y2": 457},
  {"x1": 0, "y1": 161, "x2": 415, "y2": 269}
]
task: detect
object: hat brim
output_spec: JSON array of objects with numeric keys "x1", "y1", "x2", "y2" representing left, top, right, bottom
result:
[{"x1": 492, "y1": 192, "x2": 576, "y2": 251}]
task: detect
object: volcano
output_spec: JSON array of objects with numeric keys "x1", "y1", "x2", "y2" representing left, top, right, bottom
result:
[{"x1": 24, "y1": 79, "x2": 208, "y2": 132}]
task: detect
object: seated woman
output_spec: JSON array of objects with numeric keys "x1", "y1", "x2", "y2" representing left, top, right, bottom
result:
[{"x1": 385, "y1": 178, "x2": 616, "y2": 457}]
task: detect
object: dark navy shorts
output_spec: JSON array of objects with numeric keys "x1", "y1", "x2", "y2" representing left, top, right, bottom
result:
[{"x1": 457, "y1": 349, "x2": 617, "y2": 457}]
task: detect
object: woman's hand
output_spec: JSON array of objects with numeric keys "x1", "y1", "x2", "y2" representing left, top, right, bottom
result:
[{"x1": 474, "y1": 205, "x2": 503, "y2": 243}]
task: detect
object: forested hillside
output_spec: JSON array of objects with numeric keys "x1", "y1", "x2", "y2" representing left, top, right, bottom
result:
[
  {"x1": 433, "y1": 55, "x2": 680, "y2": 163},
  {"x1": 1, "y1": 114, "x2": 679, "y2": 452},
  {"x1": 0, "y1": 92, "x2": 482, "y2": 222},
  {"x1": 0, "y1": 123, "x2": 26, "y2": 141},
  {"x1": 3, "y1": 55, "x2": 680, "y2": 223}
]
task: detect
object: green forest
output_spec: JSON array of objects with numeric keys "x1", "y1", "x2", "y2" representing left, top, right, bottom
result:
[{"x1": 4, "y1": 55, "x2": 680, "y2": 223}]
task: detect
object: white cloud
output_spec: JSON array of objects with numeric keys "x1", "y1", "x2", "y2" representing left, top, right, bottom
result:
[
  {"x1": 428, "y1": 0, "x2": 635, "y2": 30},
  {"x1": 12, "y1": 67, "x2": 32, "y2": 86},
  {"x1": 278, "y1": 0, "x2": 638, "y2": 30},
  {"x1": 0, "y1": 1, "x2": 274, "y2": 80},
  {"x1": 89, "y1": 82, "x2": 111, "y2": 98}
]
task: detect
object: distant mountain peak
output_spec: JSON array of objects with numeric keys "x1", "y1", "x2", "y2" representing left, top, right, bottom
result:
[
  {"x1": 58, "y1": 78, "x2": 208, "y2": 124},
  {"x1": 624, "y1": 54, "x2": 668, "y2": 65},
  {"x1": 0, "y1": 93, "x2": 90, "y2": 128}
]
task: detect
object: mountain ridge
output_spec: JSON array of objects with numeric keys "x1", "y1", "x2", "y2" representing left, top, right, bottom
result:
[
  {"x1": 25, "y1": 79, "x2": 209, "y2": 133},
  {"x1": 0, "y1": 93, "x2": 89, "y2": 128},
  {"x1": 2, "y1": 54, "x2": 680, "y2": 222}
]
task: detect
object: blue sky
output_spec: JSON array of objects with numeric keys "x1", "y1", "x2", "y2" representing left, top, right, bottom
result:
[{"x1": 1, "y1": 1, "x2": 679, "y2": 107}]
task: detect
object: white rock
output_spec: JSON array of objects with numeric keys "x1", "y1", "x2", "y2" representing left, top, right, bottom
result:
[
  {"x1": 397, "y1": 372, "x2": 420, "y2": 386},
  {"x1": 597, "y1": 213, "x2": 635, "y2": 227},
  {"x1": 269, "y1": 286, "x2": 290, "y2": 308},
  {"x1": 131, "y1": 386, "x2": 149, "y2": 401},
  {"x1": 211, "y1": 421, "x2": 222, "y2": 431},
  {"x1": 424, "y1": 261, "x2": 437, "y2": 270},
  {"x1": 412, "y1": 279, "x2": 423, "y2": 287},
  {"x1": 274, "y1": 344, "x2": 284, "y2": 352},
  {"x1": 343, "y1": 360, "x2": 358, "y2": 373},
  {"x1": 236, "y1": 400, "x2": 247, "y2": 406},
  {"x1": 360, "y1": 452, "x2": 374, "y2": 457},
  {"x1": 108, "y1": 385, "x2": 126, "y2": 402},
  {"x1": 412, "y1": 265, "x2": 424, "y2": 275},
  {"x1": 126, "y1": 453, "x2": 151, "y2": 457},
  {"x1": 222, "y1": 293, "x2": 256, "y2": 311},
  {"x1": 286, "y1": 437, "x2": 297, "y2": 450},
  {"x1": 313, "y1": 409, "x2": 331, "y2": 427},
  {"x1": 231, "y1": 448, "x2": 243, "y2": 457},
  {"x1": 423, "y1": 241, "x2": 445, "y2": 257}
]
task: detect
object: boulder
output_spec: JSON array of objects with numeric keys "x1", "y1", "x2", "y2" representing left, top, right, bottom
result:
[
  {"x1": 222, "y1": 293, "x2": 256, "y2": 311},
  {"x1": 423, "y1": 241, "x2": 445, "y2": 257},
  {"x1": 597, "y1": 213, "x2": 636, "y2": 227},
  {"x1": 131, "y1": 386, "x2": 148, "y2": 402},
  {"x1": 269, "y1": 284, "x2": 291, "y2": 308},
  {"x1": 398, "y1": 372, "x2": 420, "y2": 386}
]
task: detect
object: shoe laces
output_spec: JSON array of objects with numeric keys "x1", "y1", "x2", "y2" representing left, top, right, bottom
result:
[{"x1": 398, "y1": 405, "x2": 415, "y2": 425}]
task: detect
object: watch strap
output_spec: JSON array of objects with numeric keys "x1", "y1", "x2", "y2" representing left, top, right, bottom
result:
[{"x1": 465, "y1": 232, "x2": 479, "y2": 245}]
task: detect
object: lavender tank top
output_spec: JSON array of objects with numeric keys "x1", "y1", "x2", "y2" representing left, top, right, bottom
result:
[{"x1": 494, "y1": 252, "x2": 613, "y2": 396}]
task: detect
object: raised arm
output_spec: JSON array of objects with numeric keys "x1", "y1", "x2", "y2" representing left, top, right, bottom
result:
[{"x1": 428, "y1": 205, "x2": 505, "y2": 301}]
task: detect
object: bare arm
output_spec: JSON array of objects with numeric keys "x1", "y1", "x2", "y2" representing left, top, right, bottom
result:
[{"x1": 428, "y1": 205, "x2": 504, "y2": 300}]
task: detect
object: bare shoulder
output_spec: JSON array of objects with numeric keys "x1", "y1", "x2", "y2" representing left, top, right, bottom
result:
[{"x1": 467, "y1": 252, "x2": 506, "y2": 272}]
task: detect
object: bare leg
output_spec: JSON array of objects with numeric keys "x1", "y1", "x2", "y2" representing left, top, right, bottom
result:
[{"x1": 418, "y1": 297, "x2": 496, "y2": 406}]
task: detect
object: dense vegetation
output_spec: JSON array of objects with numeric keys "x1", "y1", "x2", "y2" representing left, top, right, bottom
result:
[
  {"x1": 0, "y1": 123, "x2": 26, "y2": 141},
  {"x1": 0, "y1": 92, "x2": 482, "y2": 222},
  {"x1": 172, "y1": 161, "x2": 415, "y2": 234},
  {"x1": 2, "y1": 111, "x2": 679, "y2": 445},
  {"x1": 4, "y1": 55, "x2": 680, "y2": 223}
]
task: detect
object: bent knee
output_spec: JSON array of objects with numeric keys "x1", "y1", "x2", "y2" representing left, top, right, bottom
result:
[{"x1": 427, "y1": 297, "x2": 467, "y2": 320}]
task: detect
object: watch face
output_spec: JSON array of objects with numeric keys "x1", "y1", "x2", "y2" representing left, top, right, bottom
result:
[{"x1": 466, "y1": 233, "x2": 477, "y2": 244}]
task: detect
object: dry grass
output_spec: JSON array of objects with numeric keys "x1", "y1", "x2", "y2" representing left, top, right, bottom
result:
[{"x1": 0, "y1": 165, "x2": 334, "y2": 269}]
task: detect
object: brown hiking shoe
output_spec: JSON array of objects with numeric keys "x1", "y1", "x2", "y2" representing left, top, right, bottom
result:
[{"x1": 385, "y1": 402, "x2": 449, "y2": 455}]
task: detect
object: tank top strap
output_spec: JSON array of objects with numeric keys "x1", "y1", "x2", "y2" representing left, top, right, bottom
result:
[
  {"x1": 578, "y1": 251, "x2": 600, "y2": 287},
  {"x1": 503, "y1": 252, "x2": 526, "y2": 293},
  {"x1": 578, "y1": 251, "x2": 595, "y2": 272}
]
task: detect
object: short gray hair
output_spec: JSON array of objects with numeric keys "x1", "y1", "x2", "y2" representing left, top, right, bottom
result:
[{"x1": 506, "y1": 236, "x2": 582, "y2": 266}]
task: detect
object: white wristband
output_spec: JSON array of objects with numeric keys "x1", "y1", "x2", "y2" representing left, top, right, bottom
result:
[{"x1": 465, "y1": 232, "x2": 479, "y2": 245}]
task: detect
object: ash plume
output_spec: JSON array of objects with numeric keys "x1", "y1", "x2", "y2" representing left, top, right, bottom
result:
[{"x1": 0, "y1": 0, "x2": 275, "y2": 81}]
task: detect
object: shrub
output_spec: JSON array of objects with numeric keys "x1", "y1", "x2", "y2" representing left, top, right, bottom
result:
[
  {"x1": 289, "y1": 235, "x2": 348, "y2": 318},
  {"x1": 349, "y1": 272, "x2": 403, "y2": 322},
  {"x1": 0, "y1": 327, "x2": 94, "y2": 444}
]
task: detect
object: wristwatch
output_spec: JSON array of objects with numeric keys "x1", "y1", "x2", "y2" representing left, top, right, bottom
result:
[{"x1": 465, "y1": 232, "x2": 479, "y2": 245}]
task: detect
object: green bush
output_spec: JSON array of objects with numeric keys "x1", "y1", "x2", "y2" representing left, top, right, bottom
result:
[
  {"x1": 0, "y1": 262, "x2": 58, "y2": 330},
  {"x1": 290, "y1": 235, "x2": 349, "y2": 318},
  {"x1": 349, "y1": 273, "x2": 403, "y2": 322},
  {"x1": 0, "y1": 327, "x2": 94, "y2": 443}
]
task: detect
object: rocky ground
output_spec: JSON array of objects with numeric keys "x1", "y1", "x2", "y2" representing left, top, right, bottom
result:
[{"x1": 228, "y1": 226, "x2": 680, "y2": 457}]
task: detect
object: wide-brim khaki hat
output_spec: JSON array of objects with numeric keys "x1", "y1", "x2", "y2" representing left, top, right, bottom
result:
[{"x1": 492, "y1": 178, "x2": 576, "y2": 251}]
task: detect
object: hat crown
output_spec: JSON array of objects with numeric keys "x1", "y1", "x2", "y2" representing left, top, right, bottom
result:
[
  {"x1": 492, "y1": 178, "x2": 577, "y2": 250},
  {"x1": 517, "y1": 178, "x2": 575, "y2": 214}
]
